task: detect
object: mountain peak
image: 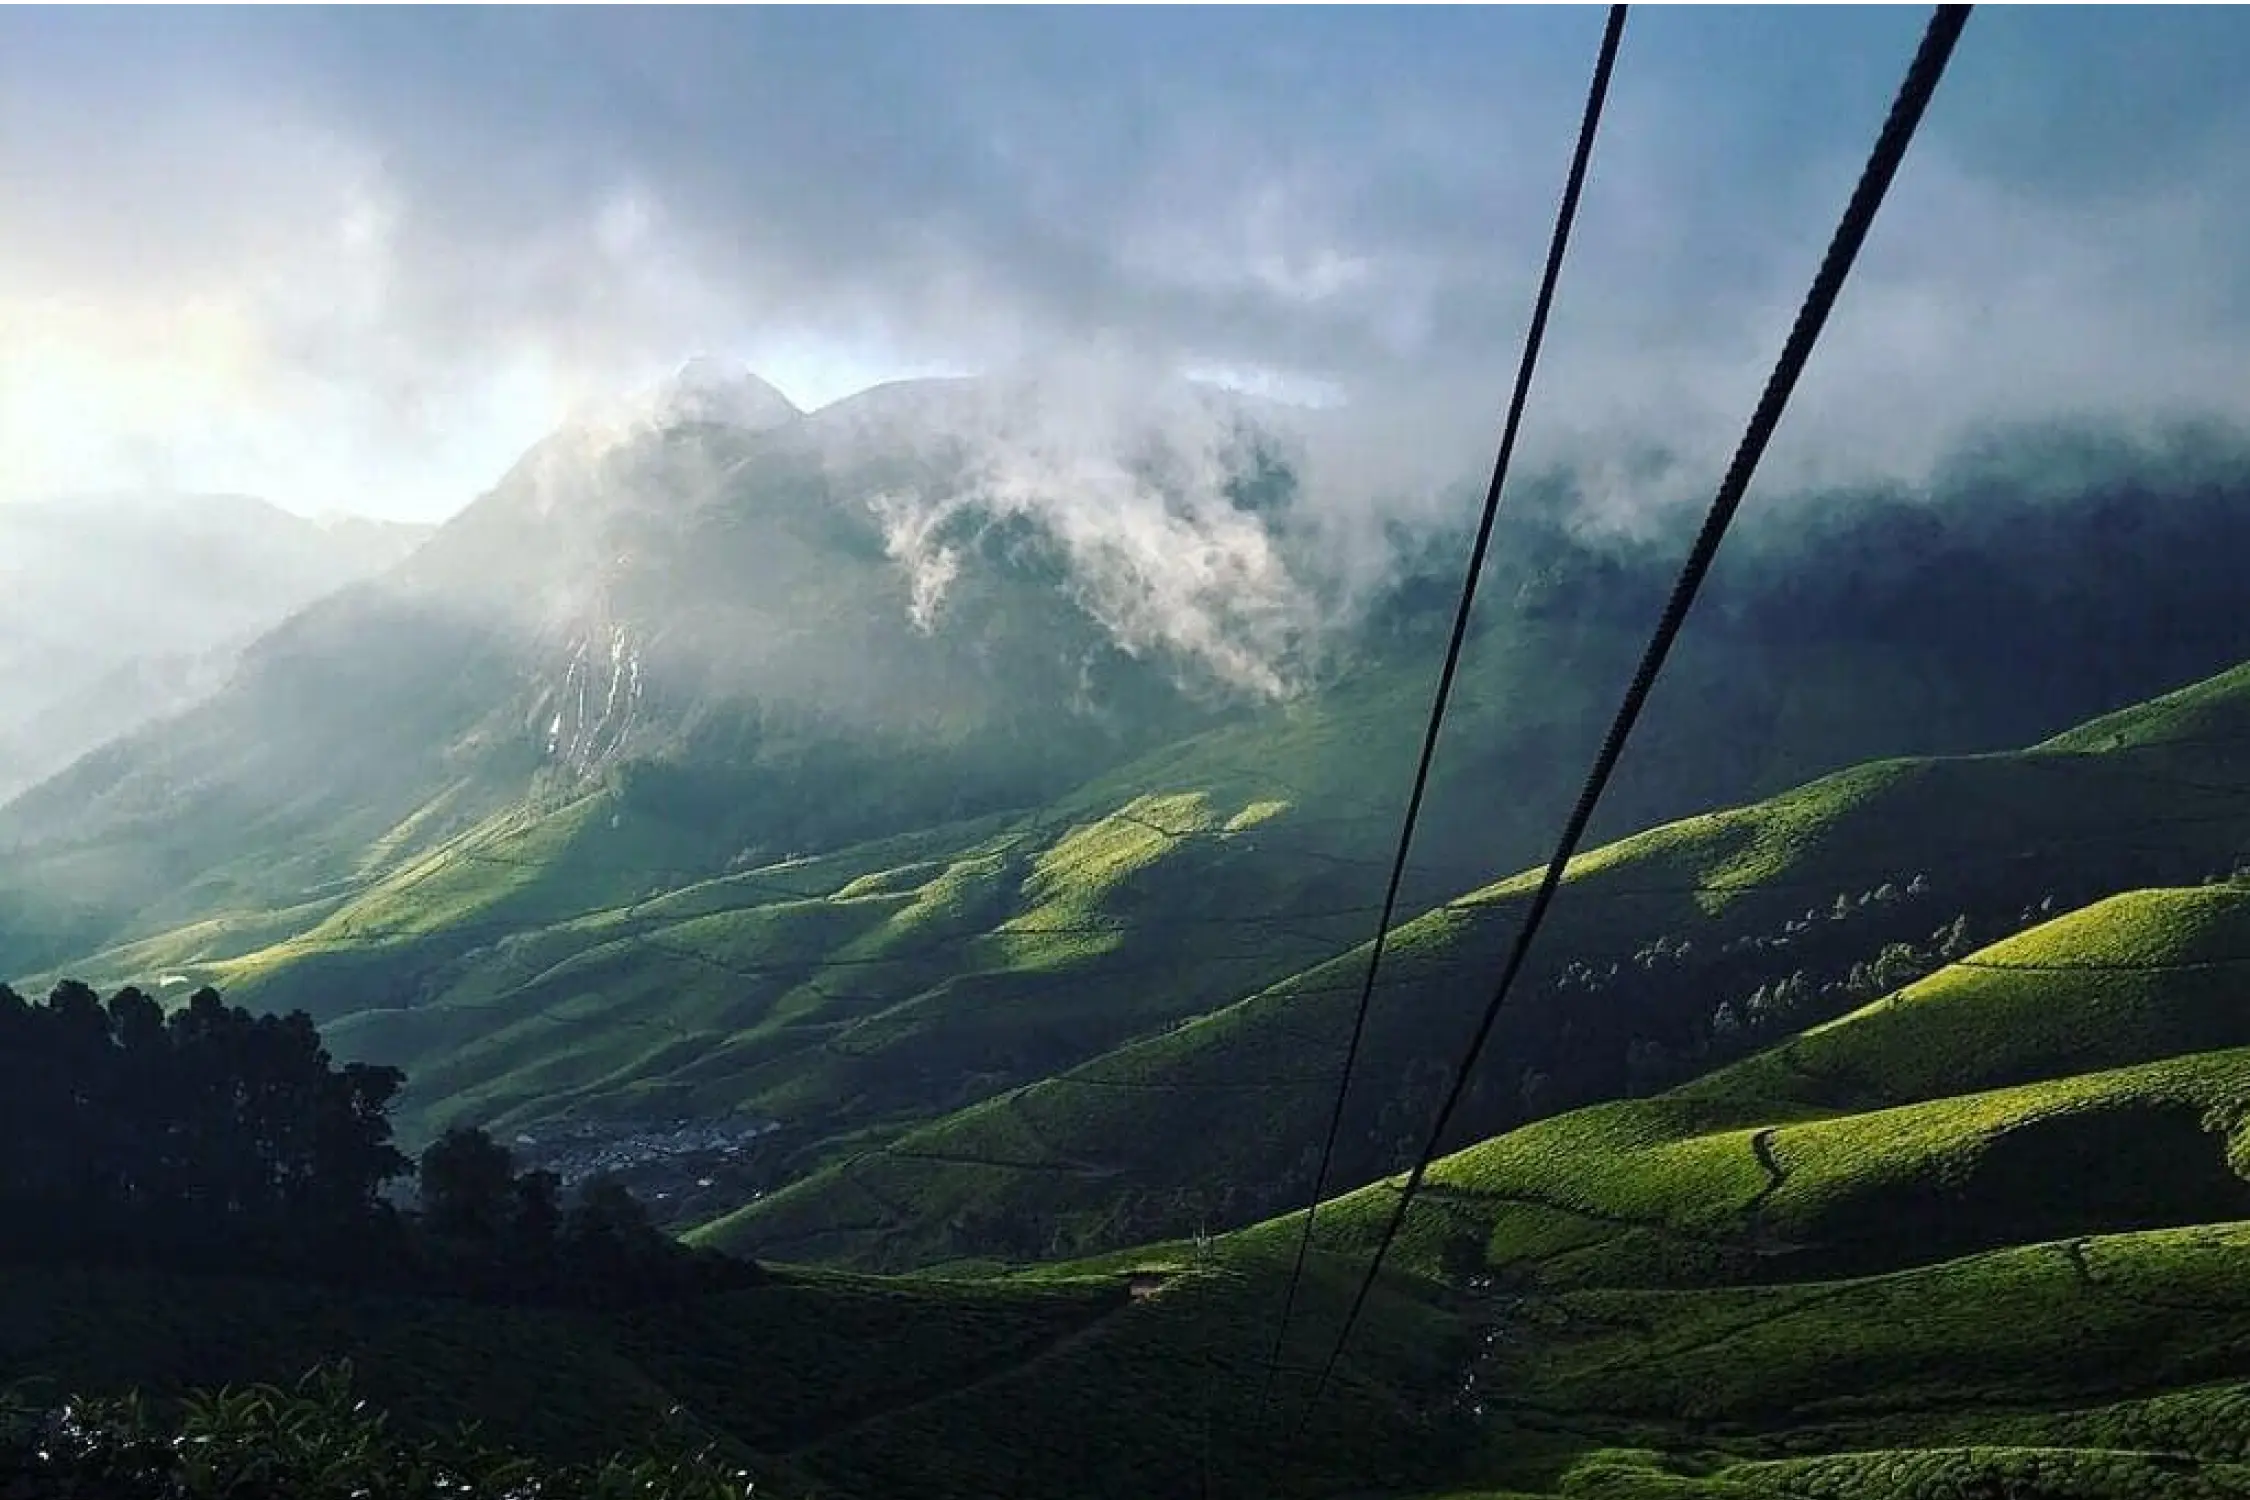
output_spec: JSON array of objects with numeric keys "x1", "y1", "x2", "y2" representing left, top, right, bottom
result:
[{"x1": 639, "y1": 357, "x2": 802, "y2": 434}]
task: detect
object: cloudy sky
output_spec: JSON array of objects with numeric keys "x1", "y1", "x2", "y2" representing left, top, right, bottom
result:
[{"x1": 3, "y1": 5, "x2": 2247, "y2": 523}]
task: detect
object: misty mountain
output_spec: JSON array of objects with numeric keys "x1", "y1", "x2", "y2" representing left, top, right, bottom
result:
[
  {"x1": 10, "y1": 368, "x2": 2250, "y2": 1212},
  {"x1": 10, "y1": 367, "x2": 2250, "y2": 1016},
  {"x1": 0, "y1": 365, "x2": 1332, "y2": 969},
  {"x1": 0, "y1": 493, "x2": 432, "y2": 801},
  {"x1": 621, "y1": 354, "x2": 804, "y2": 433}
]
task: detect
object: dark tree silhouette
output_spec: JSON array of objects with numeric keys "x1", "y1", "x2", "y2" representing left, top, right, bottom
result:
[
  {"x1": 419, "y1": 1126, "x2": 520, "y2": 1243},
  {"x1": 0, "y1": 981, "x2": 759, "y2": 1305}
]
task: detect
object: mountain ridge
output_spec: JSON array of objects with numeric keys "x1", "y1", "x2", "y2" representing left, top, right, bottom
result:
[{"x1": 13, "y1": 409, "x2": 2250, "y2": 1263}]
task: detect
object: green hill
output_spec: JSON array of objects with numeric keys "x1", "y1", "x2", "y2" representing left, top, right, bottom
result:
[
  {"x1": 1234, "y1": 880, "x2": 2250, "y2": 1495},
  {"x1": 706, "y1": 664, "x2": 2250, "y2": 1269},
  {"x1": 1287, "y1": 883, "x2": 2250, "y2": 1285}
]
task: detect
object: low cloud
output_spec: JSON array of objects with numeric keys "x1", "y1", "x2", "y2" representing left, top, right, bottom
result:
[
  {"x1": 3, "y1": 8, "x2": 2248, "y2": 529},
  {"x1": 825, "y1": 366, "x2": 1328, "y2": 698}
]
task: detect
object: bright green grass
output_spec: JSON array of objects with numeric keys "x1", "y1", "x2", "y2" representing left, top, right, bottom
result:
[
  {"x1": 1250, "y1": 886, "x2": 2250, "y2": 1291},
  {"x1": 45, "y1": 894, "x2": 356, "y2": 991},
  {"x1": 52, "y1": 619, "x2": 2240, "y2": 1271},
  {"x1": 1198, "y1": 888, "x2": 2250, "y2": 1495},
  {"x1": 20, "y1": 658, "x2": 2250, "y2": 1496},
  {"x1": 2036, "y1": 658, "x2": 2250, "y2": 756},
  {"x1": 1915, "y1": 1378, "x2": 2250, "y2": 1463},
  {"x1": 1700, "y1": 886, "x2": 2250, "y2": 1115},
  {"x1": 269, "y1": 781, "x2": 1374, "y2": 1144},
  {"x1": 1498, "y1": 1222, "x2": 2250, "y2": 1426},
  {"x1": 1466, "y1": 1446, "x2": 2250, "y2": 1499},
  {"x1": 680, "y1": 615, "x2": 2173, "y2": 1260}
]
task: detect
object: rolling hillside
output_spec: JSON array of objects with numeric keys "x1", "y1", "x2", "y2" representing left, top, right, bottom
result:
[
  {"x1": 1241, "y1": 878, "x2": 2250, "y2": 1496},
  {"x1": 6, "y1": 607, "x2": 1959, "y2": 1188},
  {"x1": 706, "y1": 661, "x2": 2250, "y2": 1269},
  {"x1": 11, "y1": 876, "x2": 2250, "y2": 1499}
]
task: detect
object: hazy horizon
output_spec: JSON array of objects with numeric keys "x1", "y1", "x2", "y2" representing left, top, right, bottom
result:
[{"x1": 0, "y1": 358, "x2": 1348, "y2": 526}]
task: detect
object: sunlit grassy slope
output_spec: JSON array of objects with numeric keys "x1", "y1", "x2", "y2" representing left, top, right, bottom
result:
[
  {"x1": 1238, "y1": 880, "x2": 2250, "y2": 1496},
  {"x1": 707, "y1": 663, "x2": 2250, "y2": 1269},
  {"x1": 1287, "y1": 884, "x2": 2250, "y2": 1281},
  {"x1": 237, "y1": 784, "x2": 1366, "y2": 1143}
]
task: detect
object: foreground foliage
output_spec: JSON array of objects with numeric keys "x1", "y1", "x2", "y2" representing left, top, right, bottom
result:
[
  {"x1": 0, "y1": 1258, "x2": 1465, "y2": 1500},
  {"x1": 0, "y1": 1364, "x2": 761, "y2": 1499}
]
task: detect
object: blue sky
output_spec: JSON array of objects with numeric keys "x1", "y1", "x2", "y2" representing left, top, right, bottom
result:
[{"x1": 3, "y1": 6, "x2": 2247, "y2": 521}]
